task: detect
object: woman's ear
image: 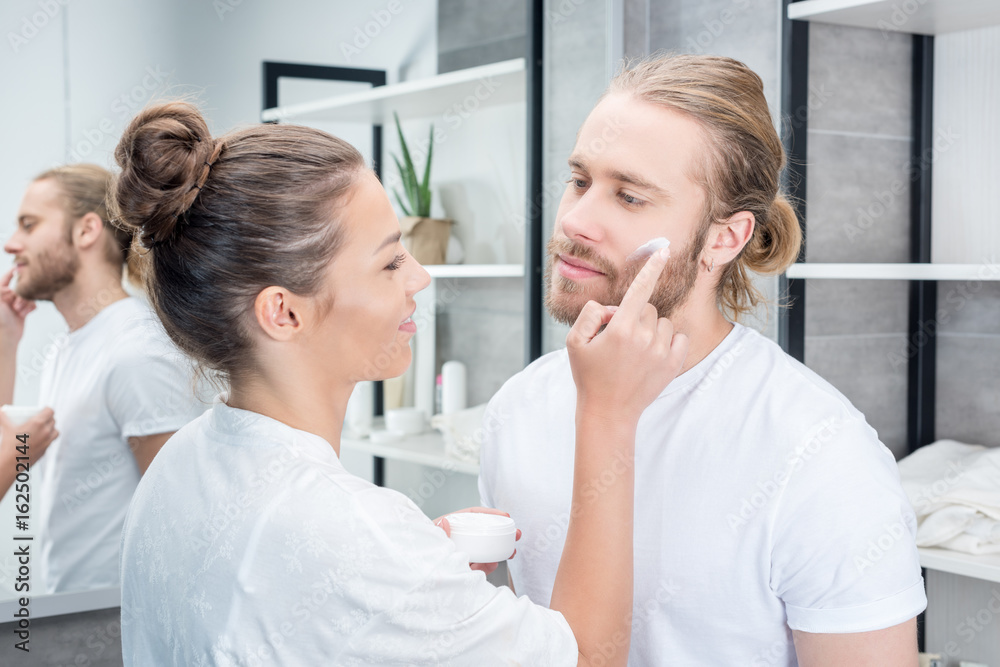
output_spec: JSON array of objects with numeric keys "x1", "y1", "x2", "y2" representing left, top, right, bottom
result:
[{"x1": 253, "y1": 287, "x2": 304, "y2": 342}]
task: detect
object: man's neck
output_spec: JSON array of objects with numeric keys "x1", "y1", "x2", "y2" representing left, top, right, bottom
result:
[
  {"x1": 669, "y1": 296, "x2": 735, "y2": 375},
  {"x1": 52, "y1": 267, "x2": 129, "y2": 332}
]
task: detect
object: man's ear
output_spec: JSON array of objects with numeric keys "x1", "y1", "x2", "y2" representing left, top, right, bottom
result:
[
  {"x1": 72, "y1": 212, "x2": 106, "y2": 251},
  {"x1": 705, "y1": 211, "x2": 755, "y2": 267},
  {"x1": 253, "y1": 287, "x2": 305, "y2": 342}
]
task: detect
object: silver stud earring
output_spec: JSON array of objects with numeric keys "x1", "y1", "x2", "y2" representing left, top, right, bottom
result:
[{"x1": 708, "y1": 259, "x2": 714, "y2": 272}]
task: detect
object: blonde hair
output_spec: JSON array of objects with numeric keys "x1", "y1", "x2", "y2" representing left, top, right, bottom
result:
[
  {"x1": 607, "y1": 54, "x2": 802, "y2": 320},
  {"x1": 34, "y1": 163, "x2": 144, "y2": 286}
]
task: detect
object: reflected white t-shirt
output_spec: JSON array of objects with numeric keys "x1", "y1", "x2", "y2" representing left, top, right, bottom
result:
[
  {"x1": 479, "y1": 323, "x2": 927, "y2": 666},
  {"x1": 120, "y1": 403, "x2": 578, "y2": 666},
  {"x1": 35, "y1": 297, "x2": 206, "y2": 593}
]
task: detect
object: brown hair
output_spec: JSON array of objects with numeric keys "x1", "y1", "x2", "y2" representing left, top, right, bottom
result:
[
  {"x1": 33, "y1": 163, "x2": 143, "y2": 286},
  {"x1": 607, "y1": 53, "x2": 803, "y2": 320},
  {"x1": 109, "y1": 101, "x2": 365, "y2": 386}
]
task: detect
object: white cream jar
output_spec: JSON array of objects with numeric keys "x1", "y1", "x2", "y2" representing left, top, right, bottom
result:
[{"x1": 445, "y1": 512, "x2": 517, "y2": 563}]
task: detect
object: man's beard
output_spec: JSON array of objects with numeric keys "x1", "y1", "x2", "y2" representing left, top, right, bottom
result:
[
  {"x1": 15, "y1": 244, "x2": 79, "y2": 301},
  {"x1": 544, "y1": 229, "x2": 706, "y2": 326}
]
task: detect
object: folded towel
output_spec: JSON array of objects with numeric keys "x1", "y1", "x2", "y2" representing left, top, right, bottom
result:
[
  {"x1": 897, "y1": 440, "x2": 1000, "y2": 555},
  {"x1": 431, "y1": 403, "x2": 487, "y2": 465}
]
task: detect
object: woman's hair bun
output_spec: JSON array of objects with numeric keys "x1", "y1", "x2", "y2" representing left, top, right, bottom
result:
[{"x1": 111, "y1": 101, "x2": 217, "y2": 247}]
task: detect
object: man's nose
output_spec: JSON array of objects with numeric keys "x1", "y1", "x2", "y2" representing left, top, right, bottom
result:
[
  {"x1": 558, "y1": 192, "x2": 606, "y2": 246},
  {"x1": 3, "y1": 233, "x2": 22, "y2": 256}
]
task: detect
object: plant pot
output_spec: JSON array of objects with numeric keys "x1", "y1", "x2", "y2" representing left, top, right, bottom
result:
[{"x1": 399, "y1": 216, "x2": 453, "y2": 265}]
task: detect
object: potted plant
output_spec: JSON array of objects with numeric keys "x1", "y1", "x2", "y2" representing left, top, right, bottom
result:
[{"x1": 391, "y1": 111, "x2": 453, "y2": 265}]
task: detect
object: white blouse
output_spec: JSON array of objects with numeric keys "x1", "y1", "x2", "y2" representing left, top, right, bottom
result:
[{"x1": 120, "y1": 403, "x2": 577, "y2": 666}]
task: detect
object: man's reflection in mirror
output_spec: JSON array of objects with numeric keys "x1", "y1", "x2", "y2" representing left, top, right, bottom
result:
[{"x1": 0, "y1": 164, "x2": 206, "y2": 594}]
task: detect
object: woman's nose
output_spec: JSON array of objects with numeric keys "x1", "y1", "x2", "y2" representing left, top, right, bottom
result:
[{"x1": 407, "y1": 254, "x2": 432, "y2": 295}]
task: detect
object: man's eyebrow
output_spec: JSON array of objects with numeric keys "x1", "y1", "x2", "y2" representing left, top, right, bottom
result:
[
  {"x1": 609, "y1": 169, "x2": 671, "y2": 200},
  {"x1": 375, "y1": 231, "x2": 402, "y2": 254},
  {"x1": 568, "y1": 156, "x2": 671, "y2": 201}
]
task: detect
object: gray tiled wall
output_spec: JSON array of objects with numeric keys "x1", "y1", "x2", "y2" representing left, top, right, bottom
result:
[
  {"x1": 803, "y1": 23, "x2": 913, "y2": 458},
  {"x1": 935, "y1": 283, "x2": 1000, "y2": 447},
  {"x1": 437, "y1": 0, "x2": 527, "y2": 73},
  {"x1": 435, "y1": 1, "x2": 528, "y2": 399},
  {"x1": 0, "y1": 608, "x2": 123, "y2": 666},
  {"x1": 541, "y1": 0, "x2": 609, "y2": 354}
]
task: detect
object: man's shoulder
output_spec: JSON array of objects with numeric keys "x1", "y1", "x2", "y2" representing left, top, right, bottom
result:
[
  {"x1": 727, "y1": 325, "x2": 862, "y2": 420},
  {"x1": 491, "y1": 348, "x2": 571, "y2": 407}
]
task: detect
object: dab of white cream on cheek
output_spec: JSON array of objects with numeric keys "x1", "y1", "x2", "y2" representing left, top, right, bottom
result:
[{"x1": 626, "y1": 236, "x2": 671, "y2": 262}]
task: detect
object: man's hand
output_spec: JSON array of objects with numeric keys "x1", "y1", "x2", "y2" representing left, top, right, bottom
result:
[
  {"x1": 433, "y1": 507, "x2": 522, "y2": 576},
  {"x1": 0, "y1": 407, "x2": 58, "y2": 498},
  {"x1": 0, "y1": 407, "x2": 58, "y2": 467},
  {"x1": 0, "y1": 267, "x2": 35, "y2": 345}
]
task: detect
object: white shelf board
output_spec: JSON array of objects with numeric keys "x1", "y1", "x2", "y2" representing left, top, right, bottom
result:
[
  {"x1": 0, "y1": 586, "x2": 120, "y2": 619},
  {"x1": 342, "y1": 429, "x2": 480, "y2": 476},
  {"x1": 785, "y1": 263, "x2": 1000, "y2": 281},
  {"x1": 262, "y1": 58, "x2": 526, "y2": 124},
  {"x1": 787, "y1": 0, "x2": 1000, "y2": 35},
  {"x1": 425, "y1": 263, "x2": 523, "y2": 279},
  {"x1": 919, "y1": 547, "x2": 1000, "y2": 584}
]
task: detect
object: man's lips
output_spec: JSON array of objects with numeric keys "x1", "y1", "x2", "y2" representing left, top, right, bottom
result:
[{"x1": 557, "y1": 254, "x2": 605, "y2": 279}]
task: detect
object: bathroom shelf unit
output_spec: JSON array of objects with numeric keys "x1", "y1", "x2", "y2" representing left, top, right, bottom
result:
[
  {"x1": 425, "y1": 264, "x2": 524, "y2": 279},
  {"x1": 262, "y1": 58, "x2": 526, "y2": 125},
  {"x1": 786, "y1": 263, "x2": 1000, "y2": 281},
  {"x1": 918, "y1": 548, "x2": 1000, "y2": 584},
  {"x1": 787, "y1": 0, "x2": 1000, "y2": 35},
  {"x1": 341, "y1": 428, "x2": 480, "y2": 477}
]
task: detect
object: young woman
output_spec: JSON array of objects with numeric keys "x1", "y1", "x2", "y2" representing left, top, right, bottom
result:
[{"x1": 112, "y1": 101, "x2": 687, "y2": 666}]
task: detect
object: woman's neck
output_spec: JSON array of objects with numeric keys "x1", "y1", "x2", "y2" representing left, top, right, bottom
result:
[{"x1": 227, "y1": 369, "x2": 353, "y2": 456}]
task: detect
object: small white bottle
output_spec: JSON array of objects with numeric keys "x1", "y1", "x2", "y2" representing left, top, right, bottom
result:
[
  {"x1": 345, "y1": 381, "x2": 374, "y2": 437},
  {"x1": 440, "y1": 360, "x2": 467, "y2": 415}
]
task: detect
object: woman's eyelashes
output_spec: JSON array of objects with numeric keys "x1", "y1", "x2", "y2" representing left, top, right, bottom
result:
[
  {"x1": 386, "y1": 253, "x2": 406, "y2": 271},
  {"x1": 565, "y1": 177, "x2": 647, "y2": 209}
]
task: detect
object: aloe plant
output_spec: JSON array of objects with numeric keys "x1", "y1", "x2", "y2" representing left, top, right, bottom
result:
[{"x1": 391, "y1": 111, "x2": 434, "y2": 218}]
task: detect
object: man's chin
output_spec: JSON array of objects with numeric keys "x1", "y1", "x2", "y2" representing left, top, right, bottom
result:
[{"x1": 545, "y1": 289, "x2": 597, "y2": 327}]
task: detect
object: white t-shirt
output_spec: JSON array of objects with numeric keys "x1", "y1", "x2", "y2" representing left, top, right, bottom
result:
[
  {"x1": 35, "y1": 297, "x2": 206, "y2": 593},
  {"x1": 479, "y1": 323, "x2": 927, "y2": 667},
  {"x1": 120, "y1": 402, "x2": 578, "y2": 666}
]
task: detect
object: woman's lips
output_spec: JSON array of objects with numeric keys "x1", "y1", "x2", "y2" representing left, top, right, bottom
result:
[
  {"x1": 556, "y1": 255, "x2": 605, "y2": 281},
  {"x1": 399, "y1": 308, "x2": 417, "y2": 334}
]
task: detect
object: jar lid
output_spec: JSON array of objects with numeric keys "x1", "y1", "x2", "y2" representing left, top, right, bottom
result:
[{"x1": 445, "y1": 512, "x2": 516, "y2": 536}]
